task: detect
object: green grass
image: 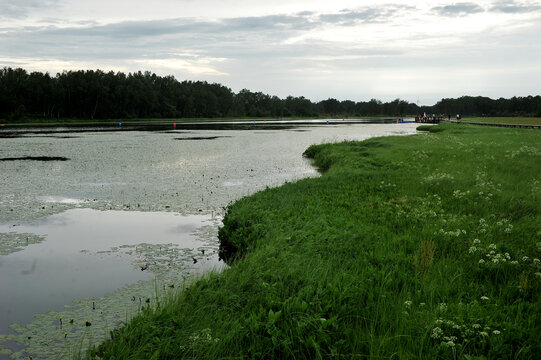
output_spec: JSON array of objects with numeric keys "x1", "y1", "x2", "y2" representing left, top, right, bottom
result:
[
  {"x1": 93, "y1": 123, "x2": 541, "y2": 359},
  {"x1": 460, "y1": 117, "x2": 541, "y2": 125}
]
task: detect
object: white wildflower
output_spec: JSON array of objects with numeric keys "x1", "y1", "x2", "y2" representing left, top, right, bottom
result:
[
  {"x1": 473, "y1": 239, "x2": 481, "y2": 245},
  {"x1": 493, "y1": 330, "x2": 501, "y2": 335},
  {"x1": 533, "y1": 258, "x2": 540, "y2": 265},
  {"x1": 522, "y1": 256, "x2": 529, "y2": 262},
  {"x1": 481, "y1": 296, "x2": 489, "y2": 301},
  {"x1": 472, "y1": 324, "x2": 481, "y2": 329},
  {"x1": 479, "y1": 331, "x2": 489, "y2": 337},
  {"x1": 431, "y1": 327, "x2": 443, "y2": 339},
  {"x1": 479, "y1": 259, "x2": 485, "y2": 264},
  {"x1": 488, "y1": 244, "x2": 497, "y2": 250},
  {"x1": 404, "y1": 300, "x2": 412, "y2": 307},
  {"x1": 469, "y1": 246, "x2": 477, "y2": 254}
]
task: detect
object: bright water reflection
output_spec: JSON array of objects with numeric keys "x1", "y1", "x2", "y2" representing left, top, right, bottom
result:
[{"x1": 0, "y1": 209, "x2": 220, "y2": 334}]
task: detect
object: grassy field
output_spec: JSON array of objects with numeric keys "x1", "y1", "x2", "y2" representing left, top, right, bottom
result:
[
  {"x1": 460, "y1": 117, "x2": 541, "y2": 125},
  {"x1": 93, "y1": 123, "x2": 540, "y2": 359}
]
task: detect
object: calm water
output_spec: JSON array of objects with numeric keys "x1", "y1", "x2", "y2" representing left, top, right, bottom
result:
[{"x1": 0, "y1": 122, "x2": 419, "y2": 358}]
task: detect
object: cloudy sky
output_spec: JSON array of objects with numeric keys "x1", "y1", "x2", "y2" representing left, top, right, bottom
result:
[{"x1": 1, "y1": 0, "x2": 540, "y2": 105}]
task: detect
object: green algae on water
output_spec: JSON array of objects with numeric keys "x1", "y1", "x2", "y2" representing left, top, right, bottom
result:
[{"x1": 0, "y1": 233, "x2": 45, "y2": 256}]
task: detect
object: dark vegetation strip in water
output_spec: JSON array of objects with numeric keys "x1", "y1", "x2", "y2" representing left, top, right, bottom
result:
[
  {"x1": 93, "y1": 123, "x2": 540, "y2": 359},
  {"x1": 0, "y1": 156, "x2": 69, "y2": 161},
  {"x1": 174, "y1": 136, "x2": 230, "y2": 141}
]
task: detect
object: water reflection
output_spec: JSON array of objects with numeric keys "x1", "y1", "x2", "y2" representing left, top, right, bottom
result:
[{"x1": 0, "y1": 209, "x2": 221, "y2": 335}]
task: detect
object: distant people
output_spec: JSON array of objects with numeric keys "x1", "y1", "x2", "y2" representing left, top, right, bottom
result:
[
  {"x1": 448, "y1": 114, "x2": 451, "y2": 120},
  {"x1": 456, "y1": 114, "x2": 461, "y2": 121}
]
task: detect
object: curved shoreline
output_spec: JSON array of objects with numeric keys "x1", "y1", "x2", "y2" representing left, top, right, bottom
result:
[{"x1": 92, "y1": 123, "x2": 540, "y2": 358}]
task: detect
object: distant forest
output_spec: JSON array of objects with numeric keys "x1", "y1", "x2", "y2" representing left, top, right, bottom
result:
[{"x1": 1, "y1": 67, "x2": 540, "y2": 121}]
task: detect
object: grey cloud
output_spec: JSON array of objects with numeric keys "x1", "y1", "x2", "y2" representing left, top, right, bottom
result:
[
  {"x1": 490, "y1": 1, "x2": 541, "y2": 13},
  {"x1": 318, "y1": 5, "x2": 414, "y2": 25},
  {"x1": 296, "y1": 11, "x2": 315, "y2": 17},
  {"x1": 319, "y1": 8, "x2": 382, "y2": 24},
  {"x1": 0, "y1": 0, "x2": 60, "y2": 19},
  {"x1": 3, "y1": 5, "x2": 418, "y2": 48},
  {"x1": 27, "y1": 14, "x2": 314, "y2": 41},
  {"x1": 0, "y1": 9, "x2": 407, "y2": 65},
  {"x1": 432, "y1": 2, "x2": 485, "y2": 16}
]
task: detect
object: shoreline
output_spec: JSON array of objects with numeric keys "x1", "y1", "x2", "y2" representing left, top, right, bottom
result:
[
  {"x1": 93, "y1": 122, "x2": 540, "y2": 359},
  {"x1": 0, "y1": 118, "x2": 404, "y2": 135}
]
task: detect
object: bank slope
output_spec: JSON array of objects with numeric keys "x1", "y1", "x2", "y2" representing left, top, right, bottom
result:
[{"x1": 95, "y1": 123, "x2": 540, "y2": 359}]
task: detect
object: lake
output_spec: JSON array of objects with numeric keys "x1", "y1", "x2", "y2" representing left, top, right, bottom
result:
[{"x1": 0, "y1": 122, "x2": 419, "y2": 359}]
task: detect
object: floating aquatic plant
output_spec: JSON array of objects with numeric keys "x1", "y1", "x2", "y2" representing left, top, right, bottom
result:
[{"x1": 0, "y1": 233, "x2": 46, "y2": 256}]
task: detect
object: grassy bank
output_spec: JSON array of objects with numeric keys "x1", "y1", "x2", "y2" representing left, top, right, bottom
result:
[
  {"x1": 460, "y1": 117, "x2": 541, "y2": 125},
  {"x1": 94, "y1": 123, "x2": 540, "y2": 359}
]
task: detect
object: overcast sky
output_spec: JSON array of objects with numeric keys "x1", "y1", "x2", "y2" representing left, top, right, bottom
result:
[{"x1": 1, "y1": 0, "x2": 540, "y2": 105}]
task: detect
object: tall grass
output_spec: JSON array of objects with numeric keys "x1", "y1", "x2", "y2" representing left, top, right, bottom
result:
[{"x1": 94, "y1": 123, "x2": 540, "y2": 359}]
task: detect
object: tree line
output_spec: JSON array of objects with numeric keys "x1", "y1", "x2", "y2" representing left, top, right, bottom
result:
[{"x1": 1, "y1": 67, "x2": 540, "y2": 121}]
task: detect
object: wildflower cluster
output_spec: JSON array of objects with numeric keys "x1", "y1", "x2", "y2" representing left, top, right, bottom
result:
[
  {"x1": 452, "y1": 189, "x2": 470, "y2": 199},
  {"x1": 437, "y1": 228, "x2": 467, "y2": 239},
  {"x1": 469, "y1": 239, "x2": 513, "y2": 267},
  {"x1": 423, "y1": 172, "x2": 454, "y2": 183},
  {"x1": 378, "y1": 181, "x2": 397, "y2": 190},
  {"x1": 430, "y1": 317, "x2": 501, "y2": 349},
  {"x1": 474, "y1": 170, "x2": 502, "y2": 195},
  {"x1": 385, "y1": 194, "x2": 443, "y2": 221},
  {"x1": 475, "y1": 216, "x2": 513, "y2": 236},
  {"x1": 478, "y1": 218, "x2": 489, "y2": 234},
  {"x1": 469, "y1": 237, "x2": 541, "y2": 283},
  {"x1": 181, "y1": 328, "x2": 220, "y2": 352},
  {"x1": 413, "y1": 150, "x2": 430, "y2": 160},
  {"x1": 531, "y1": 179, "x2": 540, "y2": 193},
  {"x1": 477, "y1": 191, "x2": 494, "y2": 202},
  {"x1": 505, "y1": 145, "x2": 540, "y2": 159},
  {"x1": 496, "y1": 218, "x2": 513, "y2": 234}
]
